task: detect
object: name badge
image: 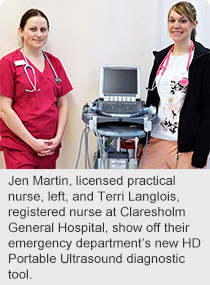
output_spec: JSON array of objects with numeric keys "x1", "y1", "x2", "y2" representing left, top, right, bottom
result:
[{"x1": 14, "y1": 60, "x2": 26, "y2": 66}]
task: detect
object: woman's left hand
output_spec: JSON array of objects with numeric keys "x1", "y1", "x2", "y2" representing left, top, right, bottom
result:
[
  {"x1": 37, "y1": 95, "x2": 68, "y2": 157},
  {"x1": 37, "y1": 137, "x2": 61, "y2": 156}
]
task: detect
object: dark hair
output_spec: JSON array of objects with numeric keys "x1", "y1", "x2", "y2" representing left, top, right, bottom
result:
[
  {"x1": 168, "y1": 2, "x2": 197, "y2": 41},
  {"x1": 19, "y1": 8, "x2": 50, "y2": 30}
]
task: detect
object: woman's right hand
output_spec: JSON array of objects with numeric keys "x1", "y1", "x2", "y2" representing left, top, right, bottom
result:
[{"x1": 0, "y1": 95, "x2": 54, "y2": 156}]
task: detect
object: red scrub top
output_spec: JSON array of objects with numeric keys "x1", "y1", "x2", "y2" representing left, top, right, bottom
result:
[{"x1": 0, "y1": 48, "x2": 73, "y2": 151}]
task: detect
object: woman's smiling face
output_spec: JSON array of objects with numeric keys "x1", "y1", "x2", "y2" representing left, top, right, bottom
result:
[
  {"x1": 168, "y1": 10, "x2": 195, "y2": 44},
  {"x1": 19, "y1": 16, "x2": 49, "y2": 50}
]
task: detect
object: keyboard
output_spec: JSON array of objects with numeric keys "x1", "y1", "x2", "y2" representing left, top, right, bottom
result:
[{"x1": 97, "y1": 98, "x2": 142, "y2": 115}]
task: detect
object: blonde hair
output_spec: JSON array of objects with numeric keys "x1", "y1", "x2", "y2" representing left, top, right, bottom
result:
[{"x1": 168, "y1": 2, "x2": 197, "y2": 41}]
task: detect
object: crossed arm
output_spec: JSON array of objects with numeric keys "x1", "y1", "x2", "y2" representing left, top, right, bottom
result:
[{"x1": 0, "y1": 94, "x2": 68, "y2": 156}]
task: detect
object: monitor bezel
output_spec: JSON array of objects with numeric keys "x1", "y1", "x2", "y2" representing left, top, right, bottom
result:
[{"x1": 99, "y1": 65, "x2": 141, "y2": 99}]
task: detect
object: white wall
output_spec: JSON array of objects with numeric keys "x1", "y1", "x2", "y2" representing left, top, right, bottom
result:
[{"x1": 0, "y1": 0, "x2": 210, "y2": 169}]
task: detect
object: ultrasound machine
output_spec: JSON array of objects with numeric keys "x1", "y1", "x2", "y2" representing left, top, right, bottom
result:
[{"x1": 78, "y1": 65, "x2": 157, "y2": 169}]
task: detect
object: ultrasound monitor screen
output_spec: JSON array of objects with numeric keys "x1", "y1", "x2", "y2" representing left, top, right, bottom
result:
[{"x1": 103, "y1": 69, "x2": 137, "y2": 94}]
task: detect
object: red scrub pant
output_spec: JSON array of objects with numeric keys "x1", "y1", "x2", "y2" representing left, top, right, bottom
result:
[
  {"x1": 138, "y1": 138, "x2": 194, "y2": 169},
  {"x1": 3, "y1": 148, "x2": 59, "y2": 169}
]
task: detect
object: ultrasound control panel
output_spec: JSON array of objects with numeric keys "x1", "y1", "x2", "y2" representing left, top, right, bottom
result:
[{"x1": 97, "y1": 96, "x2": 142, "y2": 115}]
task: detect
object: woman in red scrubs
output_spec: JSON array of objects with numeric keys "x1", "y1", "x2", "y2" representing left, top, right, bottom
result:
[{"x1": 0, "y1": 9, "x2": 73, "y2": 169}]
